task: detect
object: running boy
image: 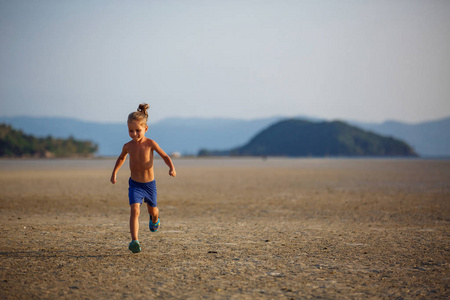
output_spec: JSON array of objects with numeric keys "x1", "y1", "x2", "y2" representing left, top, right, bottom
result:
[{"x1": 110, "y1": 103, "x2": 176, "y2": 253}]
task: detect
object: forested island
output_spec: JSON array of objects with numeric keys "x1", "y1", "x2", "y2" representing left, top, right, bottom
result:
[
  {"x1": 199, "y1": 119, "x2": 418, "y2": 157},
  {"x1": 0, "y1": 124, "x2": 98, "y2": 158}
]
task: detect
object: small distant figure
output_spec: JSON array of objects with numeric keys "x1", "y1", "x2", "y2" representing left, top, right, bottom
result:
[
  {"x1": 170, "y1": 152, "x2": 181, "y2": 159},
  {"x1": 110, "y1": 103, "x2": 176, "y2": 253}
]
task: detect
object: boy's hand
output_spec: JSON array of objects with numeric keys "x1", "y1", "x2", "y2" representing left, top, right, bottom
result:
[
  {"x1": 169, "y1": 169, "x2": 176, "y2": 177},
  {"x1": 110, "y1": 174, "x2": 117, "y2": 184}
]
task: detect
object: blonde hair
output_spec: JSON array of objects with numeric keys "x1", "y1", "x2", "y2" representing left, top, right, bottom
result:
[{"x1": 128, "y1": 103, "x2": 149, "y2": 126}]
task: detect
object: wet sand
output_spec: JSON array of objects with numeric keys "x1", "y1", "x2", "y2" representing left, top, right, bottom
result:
[{"x1": 0, "y1": 158, "x2": 449, "y2": 299}]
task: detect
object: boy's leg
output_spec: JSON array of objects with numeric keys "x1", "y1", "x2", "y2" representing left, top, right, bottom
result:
[
  {"x1": 147, "y1": 204, "x2": 159, "y2": 224},
  {"x1": 130, "y1": 203, "x2": 140, "y2": 241},
  {"x1": 147, "y1": 204, "x2": 160, "y2": 232}
]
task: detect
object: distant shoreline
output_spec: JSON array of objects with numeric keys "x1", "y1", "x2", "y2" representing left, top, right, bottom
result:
[{"x1": 1, "y1": 155, "x2": 450, "y2": 161}]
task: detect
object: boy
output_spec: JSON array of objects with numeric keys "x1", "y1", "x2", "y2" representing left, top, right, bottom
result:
[{"x1": 110, "y1": 104, "x2": 176, "y2": 253}]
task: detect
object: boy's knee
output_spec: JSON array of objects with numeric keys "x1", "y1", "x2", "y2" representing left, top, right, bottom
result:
[
  {"x1": 148, "y1": 206, "x2": 158, "y2": 216},
  {"x1": 130, "y1": 204, "x2": 140, "y2": 217}
]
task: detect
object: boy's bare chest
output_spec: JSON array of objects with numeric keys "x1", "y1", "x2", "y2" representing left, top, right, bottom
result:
[{"x1": 129, "y1": 144, "x2": 153, "y2": 161}]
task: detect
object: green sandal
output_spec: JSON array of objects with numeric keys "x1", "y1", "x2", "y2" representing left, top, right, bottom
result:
[
  {"x1": 149, "y1": 217, "x2": 160, "y2": 232},
  {"x1": 129, "y1": 240, "x2": 141, "y2": 253}
]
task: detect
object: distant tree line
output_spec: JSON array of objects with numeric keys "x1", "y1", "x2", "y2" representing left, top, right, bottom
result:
[{"x1": 0, "y1": 124, "x2": 98, "y2": 158}]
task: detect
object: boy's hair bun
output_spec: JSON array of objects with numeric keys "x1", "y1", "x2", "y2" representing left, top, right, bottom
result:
[
  {"x1": 128, "y1": 103, "x2": 150, "y2": 125},
  {"x1": 137, "y1": 103, "x2": 149, "y2": 118}
]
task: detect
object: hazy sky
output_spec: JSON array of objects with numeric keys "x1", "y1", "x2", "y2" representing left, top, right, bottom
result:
[{"x1": 1, "y1": 0, "x2": 449, "y2": 124}]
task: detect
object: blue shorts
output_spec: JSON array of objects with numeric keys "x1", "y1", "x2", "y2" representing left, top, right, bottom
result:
[{"x1": 128, "y1": 178, "x2": 157, "y2": 207}]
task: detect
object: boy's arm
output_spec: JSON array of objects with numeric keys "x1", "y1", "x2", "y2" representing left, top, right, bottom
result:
[
  {"x1": 151, "y1": 140, "x2": 176, "y2": 177},
  {"x1": 110, "y1": 146, "x2": 128, "y2": 184}
]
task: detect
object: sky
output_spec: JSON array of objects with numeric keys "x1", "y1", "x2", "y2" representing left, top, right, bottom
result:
[{"x1": 1, "y1": 0, "x2": 449, "y2": 124}]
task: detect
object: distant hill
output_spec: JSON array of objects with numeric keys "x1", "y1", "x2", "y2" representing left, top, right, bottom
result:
[
  {"x1": 0, "y1": 124, "x2": 97, "y2": 158},
  {"x1": 0, "y1": 115, "x2": 448, "y2": 157},
  {"x1": 206, "y1": 119, "x2": 417, "y2": 157},
  {"x1": 351, "y1": 117, "x2": 450, "y2": 157}
]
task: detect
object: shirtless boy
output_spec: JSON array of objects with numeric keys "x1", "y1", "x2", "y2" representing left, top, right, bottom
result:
[{"x1": 110, "y1": 104, "x2": 176, "y2": 253}]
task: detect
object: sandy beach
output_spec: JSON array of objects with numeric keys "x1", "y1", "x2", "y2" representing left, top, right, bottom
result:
[{"x1": 0, "y1": 158, "x2": 449, "y2": 299}]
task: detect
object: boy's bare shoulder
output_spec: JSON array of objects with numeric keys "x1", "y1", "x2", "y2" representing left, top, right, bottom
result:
[
  {"x1": 146, "y1": 138, "x2": 157, "y2": 146},
  {"x1": 122, "y1": 140, "x2": 136, "y2": 153}
]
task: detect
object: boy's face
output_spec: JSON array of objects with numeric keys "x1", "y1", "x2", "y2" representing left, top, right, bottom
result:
[{"x1": 128, "y1": 120, "x2": 148, "y2": 142}]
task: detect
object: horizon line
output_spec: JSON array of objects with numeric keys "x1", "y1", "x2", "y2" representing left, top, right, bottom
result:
[{"x1": 0, "y1": 114, "x2": 449, "y2": 126}]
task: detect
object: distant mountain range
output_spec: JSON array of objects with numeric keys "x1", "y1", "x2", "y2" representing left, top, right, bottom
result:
[
  {"x1": 204, "y1": 119, "x2": 417, "y2": 157},
  {"x1": 350, "y1": 118, "x2": 450, "y2": 157},
  {"x1": 0, "y1": 115, "x2": 449, "y2": 157}
]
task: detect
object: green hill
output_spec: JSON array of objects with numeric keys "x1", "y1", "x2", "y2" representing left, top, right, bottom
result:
[
  {"x1": 0, "y1": 124, "x2": 98, "y2": 158},
  {"x1": 202, "y1": 119, "x2": 418, "y2": 157}
]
